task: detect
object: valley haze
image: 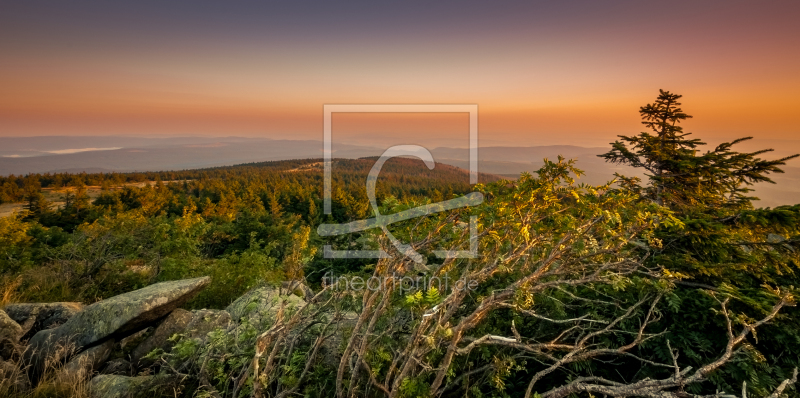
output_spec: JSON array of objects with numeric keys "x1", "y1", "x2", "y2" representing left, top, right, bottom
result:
[{"x1": 1, "y1": 135, "x2": 798, "y2": 208}]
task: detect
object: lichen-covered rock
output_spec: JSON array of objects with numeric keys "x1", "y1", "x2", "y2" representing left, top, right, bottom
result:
[
  {"x1": 131, "y1": 309, "x2": 192, "y2": 368},
  {"x1": 90, "y1": 374, "x2": 185, "y2": 398},
  {"x1": 281, "y1": 280, "x2": 316, "y2": 302},
  {"x1": 320, "y1": 311, "x2": 360, "y2": 367},
  {"x1": 60, "y1": 340, "x2": 115, "y2": 381},
  {"x1": 0, "y1": 310, "x2": 22, "y2": 343},
  {"x1": 0, "y1": 310, "x2": 23, "y2": 361},
  {"x1": 183, "y1": 309, "x2": 231, "y2": 340},
  {"x1": 4, "y1": 302, "x2": 83, "y2": 341},
  {"x1": 226, "y1": 286, "x2": 306, "y2": 326},
  {"x1": 99, "y1": 358, "x2": 132, "y2": 376},
  {"x1": 25, "y1": 277, "x2": 210, "y2": 380},
  {"x1": 119, "y1": 327, "x2": 151, "y2": 352}
]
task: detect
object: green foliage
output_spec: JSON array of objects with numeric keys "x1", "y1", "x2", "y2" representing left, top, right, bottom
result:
[
  {"x1": 1, "y1": 105, "x2": 799, "y2": 397},
  {"x1": 0, "y1": 157, "x2": 481, "y2": 306},
  {"x1": 598, "y1": 89, "x2": 800, "y2": 396},
  {"x1": 0, "y1": 212, "x2": 34, "y2": 273},
  {"x1": 600, "y1": 89, "x2": 798, "y2": 211}
]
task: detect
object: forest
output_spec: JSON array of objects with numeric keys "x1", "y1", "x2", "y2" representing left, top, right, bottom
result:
[{"x1": 2, "y1": 91, "x2": 800, "y2": 397}]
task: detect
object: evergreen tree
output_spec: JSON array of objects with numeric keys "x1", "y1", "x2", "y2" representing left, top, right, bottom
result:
[
  {"x1": 65, "y1": 180, "x2": 91, "y2": 217},
  {"x1": 600, "y1": 90, "x2": 800, "y2": 394},
  {"x1": 600, "y1": 89, "x2": 798, "y2": 211},
  {"x1": 22, "y1": 175, "x2": 50, "y2": 217}
]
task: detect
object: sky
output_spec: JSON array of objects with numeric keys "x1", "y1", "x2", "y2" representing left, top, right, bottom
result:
[{"x1": 1, "y1": 1, "x2": 799, "y2": 149}]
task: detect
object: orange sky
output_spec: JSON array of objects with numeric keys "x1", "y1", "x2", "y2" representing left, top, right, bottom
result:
[{"x1": 1, "y1": 2, "x2": 799, "y2": 150}]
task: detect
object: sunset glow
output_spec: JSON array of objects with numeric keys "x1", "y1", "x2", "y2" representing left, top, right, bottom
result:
[{"x1": 1, "y1": 1, "x2": 799, "y2": 149}]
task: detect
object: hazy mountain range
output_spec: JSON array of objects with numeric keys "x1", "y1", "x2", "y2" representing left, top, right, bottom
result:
[{"x1": 1, "y1": 136, "x2": 797, "y2": 207}]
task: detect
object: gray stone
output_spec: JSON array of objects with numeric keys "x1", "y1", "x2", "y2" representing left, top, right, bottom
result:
[
  {"x1": 90, "y1": 374, "x2": 185, "y2": 398},
  {"x1": 281, "y1": 280, "x2": 316, "y2": 302},
  {"x1": 0, "y1": 338, "x2": 20, "y2": 361},
  {"x1": 0, "y1": 309, "x2": 22, "y2": 342},
  {"x1": 321, "y1": 311, "x2": 360, "y2": 367},
  {"x1": 100, "y1": 358, "x2": 132, "y2": 376},
  {"x1": 60, "y1": 340, "x2": 115, "y2": 381},
  {"x1": 131, "y1": 309, "x2": 192, "y2": 368},
  {"x1": 4, "y1": 302, "x2": 83, "y2": 341},
  {"x1": 0, "y1": 310, "x2": 23, "y2": 361},
  {"x1": 183, "y1": 309, "x2": 231, "y2": 340},
  {"x1": 119, "y1": 327, "x2": 151, "y2": 352},
  {"x1": 25, "y1": 277, "x2": 210, "y2": 380},
  {"x1": 226, "y1": 286, "x2": 306, "y2": 326}
]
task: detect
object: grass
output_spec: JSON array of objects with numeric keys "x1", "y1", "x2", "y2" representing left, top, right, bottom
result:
[
  {"x1": 1, "y1": 276, "x2": 22, "y2": 308},
  {"x1": 1, "y1": 343, "x2": 90, "y2": 398}
]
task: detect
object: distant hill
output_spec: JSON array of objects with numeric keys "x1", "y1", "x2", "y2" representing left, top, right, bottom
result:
[{"x1": 0, "y1": 136, "x2": 797, "y2": 207}]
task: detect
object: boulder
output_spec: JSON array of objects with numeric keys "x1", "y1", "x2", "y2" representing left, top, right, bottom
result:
[
  {"x1": 281, "y1": 280, "x2": 316, "y2": 302},
  {"x1": 183, "y1": 309, "x2": 232, "y2": 340},
  {"x1": 99, "y1": 358, "x2": 132, "y2": 376},
  {"x1": 60, "y1": 340, "x2": 115, "y2": 381},
  {"x1": 130, "y1": 308, "x2": 230, "y2": 372},
  {"x1": 320, "y1": 311, "x2": 360, "y2": 367},
  {"x1": 4, "y1": 302, "x2": 83, "y2": 341},
  {"x1": 119, "y1": 327, "x2": 151, "y2": 352},
  {"x1": 0, "y1": 338, "x2": 20, "y2": 361},
  {"x1": 90, "y1": 374, "x2": 185, "y2": 398},
  {"x1": 0, "y1": 310, "x2": 22, "y2": 361},
  {"x1": 226, "y1": 286, "x2": 306, "y2": 326},
  {"x1": 131, "y1": 309, "x2": 192, "y2": 368},
  {"x1": 0, "y1": 310, "x2": 22, "y2": 342},
  {"x1": 25, "y1": 277, "x2": 210, "y2": 380}
]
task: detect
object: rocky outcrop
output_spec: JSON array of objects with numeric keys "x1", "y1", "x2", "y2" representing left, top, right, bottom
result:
[
  {"x1": 60, "y1": 339, "x2": 115, "y2": 380},
  {"x1": 0, "y1": 310, "x2": 22, "y2": 361},
  {"x1": 90, "y1": 374, "x2": 185, "y2": 398},
  {"x1": 226, "y1": 285, "x2": 306, "y2": 326},
  {"x1": 0, "y1": 310, "x2": 22, "y2": 343},
  {"x1": 25, "y1": 277, "x2": 210, "y2": 380},
  {"x1": 282, "y1": 280, "x2": 316, "y2": 302},
  {"x1": 4, "y1": 302, "x2": 83, "y2": 341},
  {"x1": 130, "y1": 309, "x2": 192, "y2": 367},
  {"x1": 119, "y1": 327, "x2": 151, "y2": 352},
  {"x1": 183, "y1": 309, "x2": 232, "y2": 340},
  {"x1": 99, "y1": 358, "x2": 132, "y2": 376},
  {"x1": 1, "y1": 277, "x2": 329, "y2": 397},
  {"x1": 320, "y1": 311, "x2": 359, "y2": 367}
]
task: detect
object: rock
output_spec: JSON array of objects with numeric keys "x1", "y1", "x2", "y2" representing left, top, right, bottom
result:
[
  {"x1": 131, "y1": 309, "x2": 192, "y2": 368},
  {"x1": 25, "y1": 277, "x2": 210, "y2": 381},
  {"x1": 0, "y1": 359, "x2": 31, "y2": 393},
  {"x1": 90, "y1": 374, "x2": 185, "y2": 398},
  {"x1": 281, "y1": 280, "x2": 316, "y2": 302},
  {"x1": 119, "y1": 327, "x2": 151, "y2": 352},
  {"x1": 0, "y1": 338, "x2": 21, "y2": 361},
  {"x1": 0, "y1": 310, "x2": 22, "y2": 343},
  {"x1": 4, "y1": 302, "x2": 83, "y2": 341},
  {"x1": 226, "y1": 286, "x2": 306, "y2": 326},
  {"x1": 0, "y1": 310, "x2": 23, "y2": 361},
  {"x1": 183, "y1": 309, "x2": 231, "y2": 340},
  {"x1": 100, "y1": 358, "x2": 132, "y2": 376},
  {"x1": 60, "y1": 340, "x2": 115, "y2": 381},
  {"x1": 130, "y1": 308, "x2": 230, "y2": 372},
  {"x1": 320, "y1": 311, "x2": 360, "y2": 367}
]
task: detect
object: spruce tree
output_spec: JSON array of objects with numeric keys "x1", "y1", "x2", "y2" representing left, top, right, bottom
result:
[
  {"x1": 22, "y1": 175, "x2": 50, "y2": 218},
  {"x1": 600, "y1": 90, "x2": 800, "y2": 394},
  {"x1": 600, "y1": 89, "x2": 798, "y2": 211}
]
